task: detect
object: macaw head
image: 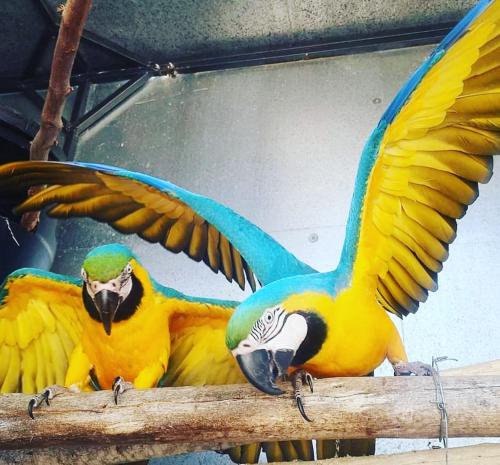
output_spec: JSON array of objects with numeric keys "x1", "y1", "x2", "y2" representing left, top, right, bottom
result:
[
  {"x1": 81, "y1": 244, "x2": 145, "y2": 336},
  {"x1": 226, "y1": 278, "x2": 328, "y2": 395}
]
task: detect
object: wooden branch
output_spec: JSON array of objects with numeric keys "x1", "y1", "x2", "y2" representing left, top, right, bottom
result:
[
  {"x1": 21, "y1": 0, "x2": 92, "y2": 231},
  {"x1": 0, "y1": 443, "x2": 219, "y2": 465},
  {"x1": 443, "y1": 359, "x2": 500, "y2": 377},
  {"x1": 0, "y1": 360, "x2": 500, "y2": 465},
  {"x1": 272, "y1": 444, "x2": 500, "y2": 465},
  {"x1": 0, "y1": 374, "x2": 499, "y2": 453}
]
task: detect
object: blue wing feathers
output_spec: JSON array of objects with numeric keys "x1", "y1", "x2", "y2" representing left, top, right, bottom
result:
[
  {"x1": 152, "y1": 278, "x2": 240, "y2": 308},
  {"x1": 67, "y1": 161, "x2": 317, "y2": 286}
]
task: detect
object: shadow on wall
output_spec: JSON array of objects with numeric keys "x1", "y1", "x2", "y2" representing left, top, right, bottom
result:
[{"x1": 0, "y1": 106, "x2": 62, "y2": 281}]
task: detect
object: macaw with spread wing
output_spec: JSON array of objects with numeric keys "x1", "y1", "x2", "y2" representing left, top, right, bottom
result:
[
  {"x1": 0, "y1": 243, "x2": 319, "y2": 463},
  {"x1": 226, "y1": 0, "x2": 500, "y2": 390},
  {"x1": 0, "y1": 0, "x2": 498, "y2": 450}
]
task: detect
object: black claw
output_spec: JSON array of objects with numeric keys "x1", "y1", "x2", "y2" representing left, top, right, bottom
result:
[
  {"x1": 305, "y1": 374, "x2": 314, "y2": 393},
  {"x1": 296, "y1": 396, "x2": 313, "y2": 423},
  {"x1": 44, "y1": 390, "x2": 50, "y2": 406},
  {"x1": 28, "y1": 399, "x2": 36, "y2": 420},
  {"x1": 112, "y1": 377, "x2": 122, "y2": 405},
  {"x1": 291, "y1": 369, "x2": 315, "y2": 422}
]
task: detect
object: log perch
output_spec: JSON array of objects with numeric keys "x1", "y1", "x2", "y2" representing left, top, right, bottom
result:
[{"x1": 0, "y1": 375, "x2": 499, "y2": 452}]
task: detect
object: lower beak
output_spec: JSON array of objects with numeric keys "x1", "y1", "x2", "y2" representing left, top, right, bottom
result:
[
  {"x1": 236, "y1": 348, "x2": 295, "y2": 395},
  {"x1": 94, "y1": 290, "x2": 120, "y2": 335}
]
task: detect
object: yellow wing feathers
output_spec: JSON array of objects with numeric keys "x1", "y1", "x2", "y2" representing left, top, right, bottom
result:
[
  {"x1": 165, "y1": 302, "x2": 244, "y2": 387},
  {"x1": 10, "y1": 168, "x2": 253, "y2": 290},
  {"x1": 0, "y1": 274, "x2": 83, "y2": 393},
  {"x1": 167, "y1": 323, "x2": 244, "y2": 386},
  {"x1": 354, "y1": 2, "x2": 500, "y2": 316}
]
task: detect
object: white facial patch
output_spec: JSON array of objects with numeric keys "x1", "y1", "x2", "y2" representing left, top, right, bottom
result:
[
  {"x1": 82, "y1": 263, "x2": 133, "y2": 302},
  {"x1": 232, "y1": 307, "x2": 308, "y2": 356},
  {"x1": 265, "y1": 313, "x2": 307, "y2": 352}
]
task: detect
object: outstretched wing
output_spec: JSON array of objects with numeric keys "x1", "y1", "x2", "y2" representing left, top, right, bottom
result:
[
  {"x1": 341, "y1": 0, "x2": 500, "y2": 317},
  {"x1": 0, "y1": 162, "x2": 316, "y2": 291},
  {"x1": 0, "y1": 269, "x2": 83, "y2": 393}
]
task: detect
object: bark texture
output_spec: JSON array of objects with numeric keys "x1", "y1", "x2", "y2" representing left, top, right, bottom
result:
[
  {"x1": 0, "y1": 360, "x2": 498, "y2": 464},
  {"x1": 0, "y1": 375, "x2": 499, "y2": 450},
  {"x1": 21, "y1": 0, "x2": 92, "y2": 231}
]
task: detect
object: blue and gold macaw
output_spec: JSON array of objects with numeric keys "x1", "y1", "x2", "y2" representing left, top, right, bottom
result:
[
  {"x1": 0, "y1": 243, "x2": 240, "y2": 392},
  {"x1": 0, "y1": 0, "x2": 498, "y2": 455},
  {"x1": 0, "y1": 243, "x2": 314, "y2": 463}
]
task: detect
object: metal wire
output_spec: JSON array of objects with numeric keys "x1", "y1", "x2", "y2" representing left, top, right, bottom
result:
[{"x1": 430, "y1": 356, "x2": 458, "y2": 465}]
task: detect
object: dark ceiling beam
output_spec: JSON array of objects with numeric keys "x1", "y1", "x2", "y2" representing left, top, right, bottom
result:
[
  {"x1": 173, "y1": 22, "x2": 453, "y2": 74},
  {"x1": 0, "y1": 66, "x2": 157, "y2": 94},
  {"x1": 0, "y1": 20, "x2": 451, "y2": 94},
  {"x1": 68, "y1": 71, "x2": 152, "y2": 135}
]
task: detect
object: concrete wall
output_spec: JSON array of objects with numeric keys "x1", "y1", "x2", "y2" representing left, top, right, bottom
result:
[{"x1": 49, "y1": 45, "x2": 500, "y2": 460}]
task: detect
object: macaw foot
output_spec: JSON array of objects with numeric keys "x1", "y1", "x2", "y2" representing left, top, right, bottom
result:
[
  {"x1": 393, "y1": 361, "x2": 434, "y2": 376},
  {"x1": 112, "y1": 376, "x2": 134, "y2": 405},
  {"x1": 290, "y1": 369, "x2": 314, "y2": 423},
  {"x1": 28, "y1": 385, "x2": 74, "y2": 420}
]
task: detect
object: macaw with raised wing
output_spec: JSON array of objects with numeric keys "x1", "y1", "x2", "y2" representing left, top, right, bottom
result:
[
  {"x1": 225, "y1": 0, "x2": 500, "y2": 393},
  {"x1": 0, "y1": 243, "x2": 314, "y2": 463}
]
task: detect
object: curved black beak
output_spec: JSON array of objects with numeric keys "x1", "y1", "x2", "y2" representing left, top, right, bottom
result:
[
  {"x1": 94, "y1": 290, "x2": 120, "y2": 335},
  {"x1": 236, "y1": 348, "x2": 295, "y2": 396}
]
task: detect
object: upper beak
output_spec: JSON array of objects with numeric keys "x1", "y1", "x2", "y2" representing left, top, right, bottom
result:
[
  {"x1": 236, "y1": 348, "x2": 295, "y2": 396},
  {"x1": 94, "y1": 289, "x2": 120, "y2": 335}
]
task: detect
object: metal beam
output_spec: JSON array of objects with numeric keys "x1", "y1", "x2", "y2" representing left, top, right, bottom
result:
[
  {"x1": 0, "y1": 66, "x2": 156, "y2": 94},
  {"x1": 71, "y1": 72, "x2": 151, "y2": 135},
  {"x1": 173, "y1": 22, "x2": 453, "y2": 74}
]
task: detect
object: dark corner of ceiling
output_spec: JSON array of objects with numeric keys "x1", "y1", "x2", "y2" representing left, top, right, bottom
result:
[{"x1": 1, "y1": 0, "x2": 477, "y2": 86}]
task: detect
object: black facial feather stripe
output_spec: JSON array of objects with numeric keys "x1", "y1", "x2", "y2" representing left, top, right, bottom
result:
[
  {"x1": 250, "y1": 319, "x2": 265, "y2": 340},
  {"x1": 114, "y1": 273, "x2": 143, "y2": 322},
  {"x1": 264, "y1": 309, "x2": 287, "y2": 342},
  {"x1": 250, "y1": 308, "x2": 289, "y2": 344},
  {"x1": 292, "y1": 311, "x2": 327, "y2": 366}
]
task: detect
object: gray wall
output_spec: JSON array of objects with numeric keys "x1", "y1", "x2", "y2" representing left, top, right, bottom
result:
[{"x1": 53, "y1": 45, "x2": 500, "y2": 460}]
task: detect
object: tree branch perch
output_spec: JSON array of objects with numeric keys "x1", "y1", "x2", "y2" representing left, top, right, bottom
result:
[
  {"x1": 0, "y1": 377, "x2": 499, "y2": 448},
  {"x1": 0, "y1": 360, "x2": 498, "y2": 464}
]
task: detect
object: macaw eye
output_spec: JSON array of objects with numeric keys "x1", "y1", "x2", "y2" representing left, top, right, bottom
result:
[
  {"x1": 125, "y1": 263, "x2": 132, "y2": 274},
  {"x1": 264, "y1": 311, "x2": 274, "y2": 323},
  {"x1": 81, "y1": 268, "x2": 87, "y2": 281}
]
